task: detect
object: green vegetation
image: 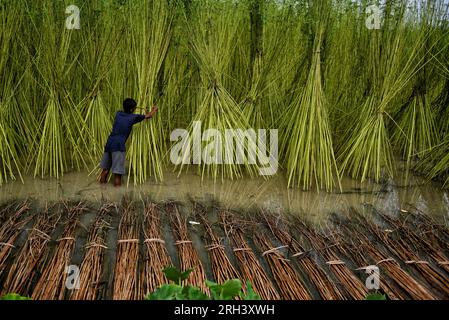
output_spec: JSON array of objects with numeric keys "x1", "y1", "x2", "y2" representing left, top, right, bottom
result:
[
  {"x1": 0, "y1": 0, "x2": 449, "y2": 189},
  {"x1": 146, "y1": 266, "x2": 261, "y2": 300},
  {"x1": 365, "y1": 293, "x2": 387, "y2": 301},
  {"x1": 0, "y1": 293, "x2": 31, "y2": 300}
]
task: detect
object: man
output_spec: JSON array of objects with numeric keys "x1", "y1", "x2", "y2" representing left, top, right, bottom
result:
[{"x1": 99, "y1": 98, "x2": 158, "y2": 186}]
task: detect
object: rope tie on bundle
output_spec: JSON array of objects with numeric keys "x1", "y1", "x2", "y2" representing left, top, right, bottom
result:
[
  {"x1": 26, "y1": 228, "x2": 51, "y2": 240},
  {"x1": 326, "y1": 260, "x2": 345, "y2": 265},
  {"x1": 405, "y1": 260, "x2": 429, "y2": 265},
  {"x1": 376, "y1": 258, "x2": 397, "y2": 265},
  {"x1": 56, "y1": 237, "x2": 75, "y2": 242},
  {"x1": 262, "y1": 245, "x2": 290, "y2": 262},
  {"x1": 205, "y1": 244, "x2": 225, "y2": 251},
  {"x1": 355, "y1": 266, "x2": 379, "y2": 271},
  {"x1": 262, "y1": 245, "x2": 288, "y2": 256},
  {"x1": 144, "y1": 238, "x2": 165, "y2": 244},
  {"x1": 292, "y1": 252, "x2": 305, "y2": 257},
  {"x1": 85, "y1": 242, "x2": 108, "y2": 249},
  {"x1": 292, "y1": 250, "x2": 312, "y2": 258},
  {"x1": 175, "y1": 240, "x2": 192, "y2": 245},
  {"x1": 118, "y1": 239, "x2": 139, "y2": 243}
]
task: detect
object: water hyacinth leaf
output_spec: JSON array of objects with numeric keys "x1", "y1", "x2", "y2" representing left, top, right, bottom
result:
[{"x1": 162, "y1": 266, "x2": 193, "y2": 284}]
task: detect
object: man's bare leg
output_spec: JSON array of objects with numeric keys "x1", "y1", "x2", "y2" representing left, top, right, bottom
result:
[
  {"x1": 100, "y1": 169, "x2": 109, "y2": 184},
  {"x1": 114, "y1": 174, "x2": 122, "y2": 187}
]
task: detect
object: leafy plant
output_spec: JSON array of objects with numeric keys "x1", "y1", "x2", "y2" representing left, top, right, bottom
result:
[
  {"x1": 0, "y1": 293, "x2": 31, "y2": 300},
  {"x1": 240, "y1": 281, "x2": 260, "y2": 300},
  {"x1": 146, "y1": 266, "x2": 261, "y2": 300},
  {"x1": 162, "y1": 266, "x2": 194, "y2": 285},
  {"x1": 206, "y1": 279, "x2": 242, "y2": 300}
]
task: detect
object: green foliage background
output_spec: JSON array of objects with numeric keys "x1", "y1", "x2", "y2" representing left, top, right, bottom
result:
[{"x1": 0, "y1": 0, "x2": 448, "y2": 189}]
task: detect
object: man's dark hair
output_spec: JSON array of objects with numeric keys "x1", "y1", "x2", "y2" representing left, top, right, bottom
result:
[{"x1": 123, "y1": 98, "x2": 137, "y2": 113}]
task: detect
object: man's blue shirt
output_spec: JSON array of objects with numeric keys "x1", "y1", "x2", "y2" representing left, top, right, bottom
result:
[{"x1": 104, "y1": 111, "x2": 145, "y2": 152}]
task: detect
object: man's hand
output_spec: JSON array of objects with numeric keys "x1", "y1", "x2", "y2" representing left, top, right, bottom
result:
[{"x1": 145, "y1": 105, "x2": 158, "y2": 119}]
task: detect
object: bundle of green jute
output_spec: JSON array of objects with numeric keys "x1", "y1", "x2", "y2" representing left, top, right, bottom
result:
[
  {"x1": 126, "y1": 0, "x2": 174, "y2": 184},
  {"x1": 175, "y1": 0, "x2": 264, "y2": 181}
]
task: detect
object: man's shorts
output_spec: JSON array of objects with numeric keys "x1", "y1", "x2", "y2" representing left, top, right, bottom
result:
[{"x1": 100, "y1": 151, "x2": 126, "y2": 175}]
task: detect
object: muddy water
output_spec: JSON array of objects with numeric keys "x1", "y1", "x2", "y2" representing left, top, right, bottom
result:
[{"x1": 0, "y1": 167, "x2": 448, "y2": 225}]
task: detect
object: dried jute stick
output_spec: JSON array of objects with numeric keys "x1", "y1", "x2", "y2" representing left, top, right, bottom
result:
[
  {"x1": 113, "y1": 200, "x2": 141, "y2": 300},
  {"x1": 141, "y1": 202, "x2": 172, "y2": 296},
  {"x1": 1, "y1": 205, "x2": 60, "y2": 296},
  {"x1": 32, "y1": 202, "x2": 86, "y2": 300},
  {"x1": 71, "y1": 203, "x2": 113, "y2": 300}
]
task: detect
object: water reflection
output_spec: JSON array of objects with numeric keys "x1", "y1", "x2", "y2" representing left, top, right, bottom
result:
[{"x1": 0, "y1": 169, "x2": 447, "y2": 225}]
